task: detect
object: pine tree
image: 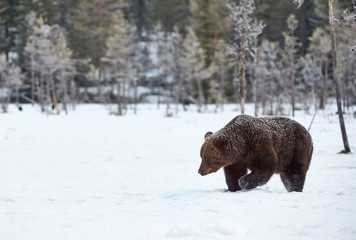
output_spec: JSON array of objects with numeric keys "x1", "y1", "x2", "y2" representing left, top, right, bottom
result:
[
  {"x1": 253, "y1": 0, "x2": 295, "y2": 45},
  {"x1": 150, "y1": 22, "x2": 164, "y2": 109},
  {"x1": 105, "y1": 10, "x2": 137, "y2": 116},
  {"x1": 0, "y1": 0, "x2": 24, "y2": 62},
  {"x1": 69, "y1": 0, "x2": 128, "y2": 92},
  {"x1": 148, "y1": 0, "x2": 190, "y2": 33},
  {"x1": 227, "y1": 0, "x2": 264, "y2": 114},
  {"x1": 191, "y1": 0, "x2": 232, "y2": 65}
]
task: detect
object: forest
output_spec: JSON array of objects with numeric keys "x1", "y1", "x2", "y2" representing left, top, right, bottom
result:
[
  {"x1": 0, "y1": 0, "x2": 355, "y2": 117},
  {"x1": 1, "y1": 1, "x2": 356, "y2": 238}
]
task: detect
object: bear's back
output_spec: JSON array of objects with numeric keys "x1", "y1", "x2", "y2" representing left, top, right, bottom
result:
[{"x1": 219, "y1": 115, "x2": 311, "y2": 148}]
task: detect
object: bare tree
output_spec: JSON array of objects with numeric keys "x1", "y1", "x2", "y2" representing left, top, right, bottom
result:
[
  {"x1": 328, "y1": 0, "x2": 351, "y2": 153},
  {"x1": 227, "y1": 0, "x2": 264, "y2": 114},
  {"x1": 283, "y1": 14, "x2": 299, "y2": 117}
]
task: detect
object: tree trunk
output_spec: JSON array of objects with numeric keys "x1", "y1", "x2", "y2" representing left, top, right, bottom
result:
[
  {"x1": 240, "y1": 47, "x2": 246, "y2": 115},
  {"x1": 196, "y1": 76, "x2": 204, "y2": 113},
  {"x1": 253, "y1": 43, "x2": 260, "y2": 117},
  {"x1": 319, "y1": 60, "x2": 325, "y2": 110},
  {"x1": 219, "y1": 67, "x2": 225, "y2": 112},
  {"x1": 97, "y1": 2, "x2": 104, "y2": 103},
  {"x1": 49, "y1": 71, "x2": 60, "y2": 114},
  {"x1": 175, "y1": 70, "x2": 182, "y2": 114},
  {"x1": 39, "y1": 69, "x2": 45, "y2": 112},
  {"x1": 328, "y1": 0, "x2": 351, "y2": 154},
  {"x1": 61, "y1": 73, "x2": 68, "y2": 114},
  {"x1": 133, "y1": 0, "x2": 143, "y2": 37},
  {"x1": 291, "y1": 41, "x2": 295, "y2": 117},
  {"x1": 117, "y1": 80, "x2": 122, "y2": 116},
  {"x1": 134, "y1": 77, "x2": 138, "y2": 115},
  {"x1": 31, "y1": 56, "x2": 35, "y2": 105},
  {"x1": 15, "y1": 86, "x2": 19, "y2": 108},
  {"x1": 157, "y1": 75, "x2": 161, "y2": 110}
]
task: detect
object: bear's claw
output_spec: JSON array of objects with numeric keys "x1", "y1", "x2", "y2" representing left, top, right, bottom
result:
[{"x1": 238, "y1": 177, "x2": 249, "y2": 189}]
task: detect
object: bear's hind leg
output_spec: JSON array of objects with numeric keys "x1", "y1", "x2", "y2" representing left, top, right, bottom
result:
[
  {"x1": 281, "y1": 141, "x2": 312, "y2": 192},
  {"x1": 280, "y1": 171, "x2": 305, "y2": 192},
  {"x1": 224, "y1": 164, "x2": 247, "y2": 192}
]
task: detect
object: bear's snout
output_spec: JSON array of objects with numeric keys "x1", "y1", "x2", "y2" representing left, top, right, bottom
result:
[
  {"x1": 198, "y1": 165, "x2": 210, "y2": 176},
  {"x1": 198, "y1": 165, "x2": 208, "y2": 176}
]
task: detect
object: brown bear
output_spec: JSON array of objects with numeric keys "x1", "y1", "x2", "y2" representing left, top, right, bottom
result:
[{"x1": 198, "y1": 115, "x2": 313, "y2": 192}]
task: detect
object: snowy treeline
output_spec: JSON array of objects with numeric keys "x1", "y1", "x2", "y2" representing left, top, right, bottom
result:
[{"x1": 0, "y1": 0, "x2": 355, "y2": 116}]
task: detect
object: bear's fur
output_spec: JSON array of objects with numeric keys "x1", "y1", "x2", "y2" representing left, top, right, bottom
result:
[{"x1": 198, "y1": 115, "x2": 313, "y2": 192}]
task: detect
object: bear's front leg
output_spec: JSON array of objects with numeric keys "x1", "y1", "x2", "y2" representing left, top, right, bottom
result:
[
  {"x1": 224, "y1": 164, "x2": 247, "y2": 192},
  {"x1": 238, "y1": 144, "x2": 277, "y2": 190},
  {"x1": 238, "y1": 170, "x2": 273, "y2": 190}
]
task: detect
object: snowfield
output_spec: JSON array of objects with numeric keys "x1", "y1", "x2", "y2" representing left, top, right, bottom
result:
[{"x1": 1, "y1": 104, "x2": 356, "y2": 240}]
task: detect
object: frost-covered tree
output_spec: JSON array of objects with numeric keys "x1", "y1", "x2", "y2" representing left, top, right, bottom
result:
[
  {"x1": 181, "y1": 27, "x2": 210, "y2": 112},
  {"x1": 23, "y1": 11, "x2": 38, "y2": 103},
  {"x1": 151, "y1": 22, "x2": 175, "y2": 115},
  {"x1": 25, "y1": 17, "x2": 54, "y2": 111},
  {"x1": 171, "y1": 26, "x2": 184, "y2": 113},
  {"x1": 341, "y1": 1, "x2": 356, "y2": 53},
  {"x1": 293, "y1": 0, "x2": 304, "y2": 8},
  {"x1": 132, "y1": 43, "x2": 152, "y2": 115},
  {"x1": 24, "y1": 16, "x2": 73, "y2": 114},
  {"x1": 227, "y1": 0, "x2": 264, "y2": 114},
  {"x1": 105, "y1": 10, "x2": 137, "y2": 116},
  {"x1": 52, "y1": 27, "x2": 73, "y2": 114},
  {"x1": 336, "y1": 15, "x2": 356, "y2": 111},
  {"x1": 0, "y1": 54, "x2": 25, "y2": 112},
  {"x1": 301, "y1": 54, "x2": 321, "y2": 114},
  {"x1": 209, "y1": 39, "x2": 231, "y2": 112},
  {"x1": 308, "y1": 27, "x2": 331, "y2": 110},
  {"x1": 283, "y1": 14, "x2": 299, "y2": 117},
  {"x1": 257, "y1": 40, "x2": 283, "y2": 115},
  {"x1": 0, "y1": 54, "x2": 9, "y2": 112}
]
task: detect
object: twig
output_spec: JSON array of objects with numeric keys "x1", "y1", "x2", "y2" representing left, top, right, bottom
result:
[
  {"x1": 308, "y1": 112, "x2": 317, "y2": 132},
  {"x1": 20, "y1": 94, "x2": 39, "y2": 105}
]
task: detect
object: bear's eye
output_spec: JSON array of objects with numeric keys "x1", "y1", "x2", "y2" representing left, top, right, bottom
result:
[{"x1": 212, "y1": 157, "x2": 224, "y2": 164}]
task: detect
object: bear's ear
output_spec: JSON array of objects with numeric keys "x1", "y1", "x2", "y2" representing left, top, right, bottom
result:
[
  {"x1": 204, "y1": 131, "x2": 213, "y2": 140},
  {"x1": 213, "y1": 134, "x2": 228, "y2": 150}
]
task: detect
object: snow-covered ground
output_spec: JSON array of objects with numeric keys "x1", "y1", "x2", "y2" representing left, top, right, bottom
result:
[{"x1": 0, "y1": 104, "x2": 355, "y2": 240}]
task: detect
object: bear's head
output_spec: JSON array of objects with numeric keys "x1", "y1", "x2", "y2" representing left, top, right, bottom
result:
[{"x1": 198, "y1": 131, "x2": 230, "y2": 176}]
